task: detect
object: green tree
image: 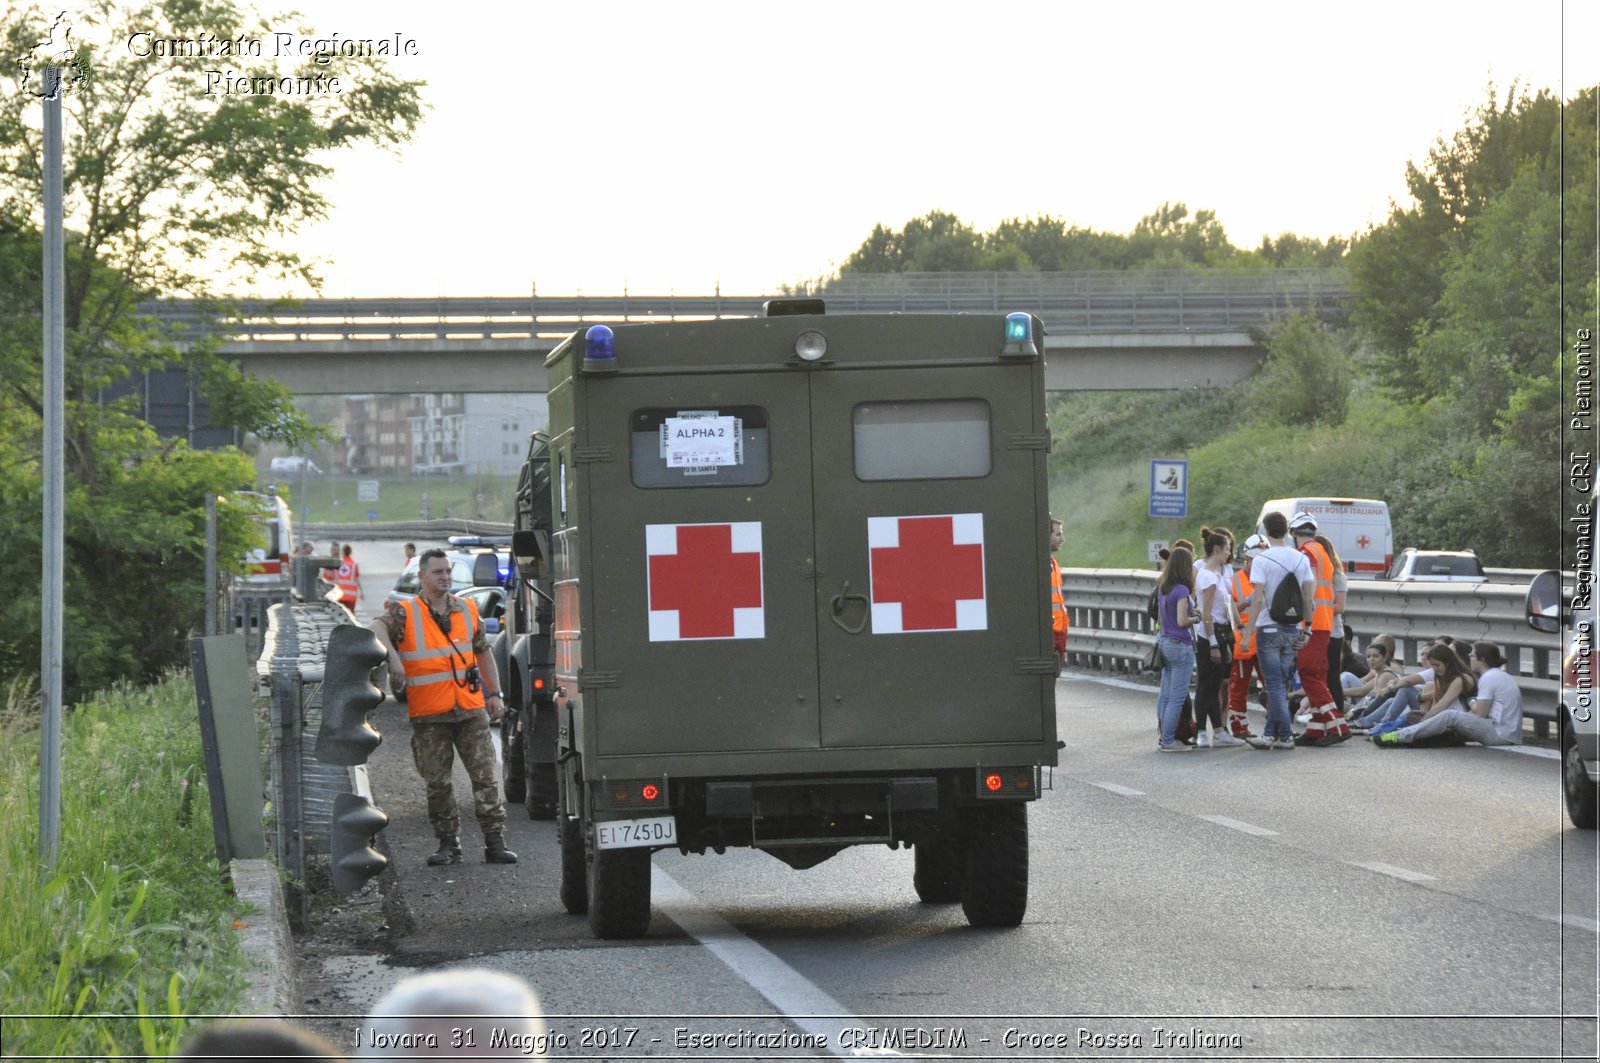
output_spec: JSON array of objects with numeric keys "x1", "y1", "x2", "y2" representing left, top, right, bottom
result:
[
  {"x1": 0, "y1": 0, "x2": 424, "y2": 698},
  {"x1": 1244, "y1": 312, "x2": 1352, "y2": 428}
]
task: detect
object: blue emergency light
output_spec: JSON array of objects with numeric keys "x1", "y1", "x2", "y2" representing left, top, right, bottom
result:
[
  {"x1": 582, "y1": 324, "x2": 617, "y2": 373},
  {"x1": 1001, "y1": 312, "x2": 1038, "y2": 358}
]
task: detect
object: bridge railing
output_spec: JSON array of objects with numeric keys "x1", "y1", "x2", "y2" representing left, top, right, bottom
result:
[
  {"x1": 139, "y1": 269, "x2": 1348, "y2": 344},
  {"x1": 1063, "y1": 568, "x2": 1566, "y2": 734}
]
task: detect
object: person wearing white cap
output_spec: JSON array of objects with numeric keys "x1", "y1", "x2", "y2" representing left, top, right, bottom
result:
[{"x1": 1290, "y1": 511, "x2": 1350, "y2": 746}]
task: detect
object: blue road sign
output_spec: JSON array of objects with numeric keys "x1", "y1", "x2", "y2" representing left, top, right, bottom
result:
[
  {"x1": 367, "y1": 509, "x2": 378, "y2": 522},
  {"x1": 1149, "y1": 459, "x2": 1188, "y2": 519}
]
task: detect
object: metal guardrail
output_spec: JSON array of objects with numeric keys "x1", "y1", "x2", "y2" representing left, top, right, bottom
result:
[
  {"x1": 138, "y1": 269, "x2": 1349, "y2": 343},
  {"x1": 252, "y1": 595, "x2": 362, "y2": 925},
  {"x1": 1063, "y1": 568, "x2": 1565, "y2": 735}
]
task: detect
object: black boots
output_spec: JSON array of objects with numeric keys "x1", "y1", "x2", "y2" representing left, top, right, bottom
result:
[
  {"x1": 484, "y1": 832, "x2": 518, "y2": 864},
  {"x1": 427, "y1": 837, "x2": 462, "y2": 865}
]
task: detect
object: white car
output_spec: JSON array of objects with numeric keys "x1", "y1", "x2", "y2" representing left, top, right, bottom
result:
[
  {"x1": 269, "y1": 456, "x2": 323, "y2": 476},
  {"x1": 1383, "y1": 548, "x2": 1486, "y2": 583}
]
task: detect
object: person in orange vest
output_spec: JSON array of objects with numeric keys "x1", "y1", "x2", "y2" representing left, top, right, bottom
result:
[
  {"x1": 367, "y1": 548, "x2": 517, "y2": 866},
  {"x1": 1290, "y1": 512, "x2": 1350, "y2": 745},
  {"x1": 333, "y1": 543, "x2": 363, "y2": 616},
  {"x1": 1048, "y1": 516, "x2": 1068, "y2": 675},
  {"x1": 1226, "y1": 534, "x2": 1265, "y2": 739}
]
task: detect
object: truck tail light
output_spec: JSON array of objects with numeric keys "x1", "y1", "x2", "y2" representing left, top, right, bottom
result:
[
  {"x1": 977, "y1": 766, "x2": 1038, "y2": 798},
  {"x1": 604, "y1": 778, "x2": 668, "y2": 809}
]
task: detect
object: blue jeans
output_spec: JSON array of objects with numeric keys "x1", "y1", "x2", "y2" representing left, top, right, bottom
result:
[
  {"x1": 1156, "y1": 637, "x2": 1196, "y2": 745},
  {"x1": 1363, "y1": 686, "x2": 1420, "y2": 729},
  {"x1": 1256, "y1": 627, "x2": 1299, "y2": 740}
]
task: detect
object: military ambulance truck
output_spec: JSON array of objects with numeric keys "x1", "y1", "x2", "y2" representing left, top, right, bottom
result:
[{"x1": 507, "y1": 302, "x2": 1060, "y2": 939}]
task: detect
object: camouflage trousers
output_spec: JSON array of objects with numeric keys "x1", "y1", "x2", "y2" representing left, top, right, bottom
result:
[{"x1": 409, "y1": 710, "x2": 506, "y2": 841}]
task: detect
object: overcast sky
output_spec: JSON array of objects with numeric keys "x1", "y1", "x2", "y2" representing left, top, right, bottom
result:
[{"x1": 134, "y1": 1, "x2": 1600, "y2": 297}]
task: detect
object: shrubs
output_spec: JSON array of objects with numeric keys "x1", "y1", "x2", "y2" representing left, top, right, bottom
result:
[{"x1": 0, "y1": 675, "x2": 247, "y2": 1058}]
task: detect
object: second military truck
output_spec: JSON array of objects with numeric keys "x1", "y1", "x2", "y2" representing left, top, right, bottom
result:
[{"x1": 503, "y1": 302, "x2": 1060, "y2": 938}]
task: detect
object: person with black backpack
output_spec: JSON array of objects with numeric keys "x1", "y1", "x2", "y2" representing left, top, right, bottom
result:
[{"x1": 1243, "y1": 511, "x2": 1315, "y2": 749}]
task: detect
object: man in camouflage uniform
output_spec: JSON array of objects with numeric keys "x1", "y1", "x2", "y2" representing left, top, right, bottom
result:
[{"x1": 368, "y1": 549, "x2": 517, "y2": 866}]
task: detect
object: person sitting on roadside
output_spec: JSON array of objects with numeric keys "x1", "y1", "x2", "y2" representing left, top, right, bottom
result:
[
  {"x1": 1342, "y1": 635, "x2": 1405, "y2": 728},
  {"x1": 1365, "y1": 641, "x2": 1476, "y2": 742},
  {"x1": 1372, "y1": 641, "x2": 1521, "y2": 748}
]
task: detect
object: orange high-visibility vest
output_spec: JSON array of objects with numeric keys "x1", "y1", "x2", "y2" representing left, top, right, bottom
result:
[
  {"x1": 1050, "y1": 557, "x2": 1068, "y2": 635},
  {"x1": 1231, "y1": 568, "x2": 1256, "y2": 658},
  {"x1": 1299, "y1": 541, "x2": 1336, "y2": 632},
  {"x1": 396, "y1": 595, "x2": 485, "y2": 719},
  {"x1": 335, "y1": 560, "x2": 361, "y2": 599}
]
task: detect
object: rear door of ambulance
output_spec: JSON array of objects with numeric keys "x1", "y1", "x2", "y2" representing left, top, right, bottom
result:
[{"x1": 577, "y1": 315, "x2": 1054, "y2": 766}]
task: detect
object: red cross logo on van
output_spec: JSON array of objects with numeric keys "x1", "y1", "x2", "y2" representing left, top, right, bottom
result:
[
  {"x1": 646, "y1": 522, "x2": 764, "y2": 640},
  {"x1": 1356, "y1": 535, "x2": 1371, "y2": 549},
  {"x1": 868, "y1": 514, "x2": 986, "y2": 633}
]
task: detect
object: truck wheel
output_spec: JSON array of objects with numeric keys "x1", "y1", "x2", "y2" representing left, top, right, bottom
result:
[
  {"x1": 524, "y1": 734, "x2": 557, "y2": 820},
  {"x1": 558, "y1": 813, "x2": 587, "y2": 914},
  {"x1": 502, "y1": 708, "x2": 527, "y2": 805},
  {"x1": 912, "y1": 839, "x2": 962, "y2": 904},
  {"x1": 587, "y1": 844, "x2": 652, "y2": 939},
  {"x1": 1563, "y1": 719, "x2": 1598, "y2": 830},
  {"x1": 557, "y1": 769, "x2": 587, "y2": 915},
  {"x1": 959, "y1": 802, "x2": 1028, "y2": 928}
]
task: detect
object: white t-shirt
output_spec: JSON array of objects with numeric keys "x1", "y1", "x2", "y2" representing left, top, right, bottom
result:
[
  {"x1": 1331, "y1": 567, "x2": 1349, "y2": 639},
  {"x1": 1471, "y1": 667, "x2": 1525, "y2": 744},
  {"x1": 1250, "y1": 545, "x2": 1312, "y2": 631},
  {"x1": 1195, "y1": 566, "x2": 1232, "y2": 626}
]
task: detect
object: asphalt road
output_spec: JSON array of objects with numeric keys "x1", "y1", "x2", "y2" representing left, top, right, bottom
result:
[{"x1": 292, "y1": 594, "x2": 1600, "y2": 1063}]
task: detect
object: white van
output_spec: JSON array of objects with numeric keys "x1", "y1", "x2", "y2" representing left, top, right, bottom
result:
[
  {"x1": 236, "y1": 491, "x2": 294, "y2": 584},
  {"x1": 1255, "y1": 497, "x2": 1393, "y2": 579}
]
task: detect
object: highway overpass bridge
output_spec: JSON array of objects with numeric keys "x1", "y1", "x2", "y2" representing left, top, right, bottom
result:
[{"x1": 145, "y1": 269, "x2": 1349, "y2": 395}]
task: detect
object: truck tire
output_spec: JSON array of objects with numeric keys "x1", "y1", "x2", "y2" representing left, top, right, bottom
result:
[
  {"x1": 959, "y1": 802, "x2": 1028, "y2": 928},
  {"x1": 558, "y1": 813, "x2": 587, "y2": 914},
  {"x1": 1563, "y1": 718, "x2": 1598, "y2": 830},
  {"x1": 501, "y1": 708, "x2": 527, "y2": 805},
  {"x1": 912, "y1": 838, "x2": 962, "y2": 904},
  {"x1": 524, "y1": 735, "x2": 557, "y2": 820},
  {"x1": 587, "y1": 844, "x2": 652, "y2": 939},
  {"x1": 557, "y1": 768, "x2": 587, "y2": 915}
]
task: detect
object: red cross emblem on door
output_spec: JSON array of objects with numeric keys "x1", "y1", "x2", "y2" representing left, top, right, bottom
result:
[
  {"x1": 867, "y1": 514, "x2": 986, "y2": 633},
  {"x1": 646, "y1": 522, "x2": 764, "y2": 640},
  {"x1": 1356, "y1": 535, "x2": 1371, "y2": 549}
]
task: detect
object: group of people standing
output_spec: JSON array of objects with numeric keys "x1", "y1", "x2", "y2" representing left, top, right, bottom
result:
[{"x1": 1148, "y1": 510, "x2": 1524, "y2": 753}]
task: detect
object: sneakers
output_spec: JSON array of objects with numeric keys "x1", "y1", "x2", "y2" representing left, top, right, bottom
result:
[
  {"x1": 1371, "y1": 732, "x2": 1403, "y2": 748},
  {"x1": 1211, "y1": 732, "x2": 1246, "y2": 747},
  {"x1": 1158, "y1": 741, "x2": 1193, "y2": 753},
  {"x1": 1312, "y1": 731, "x2": 1350, "y2": 747},
  {"x1": 1272, "y1": 737, "x2": 1296, "y2": 750},
  {"x1": 1195, "y1": 732, "x2": 1211, "y2": 749},
  {"x1": 1246, "y1": 735, "x2": 1274, "y2": 750},
  {"x1": 1295, "y1": 712, "x2": 1312, "y2": 724},
  {"x1": 427, "y1": 838, "x2": 463, "y2": 866}
]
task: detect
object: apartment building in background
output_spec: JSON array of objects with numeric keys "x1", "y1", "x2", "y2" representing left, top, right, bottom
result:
[{"x1": 337, "y1": 393, "x2": 548, "y2": 476}]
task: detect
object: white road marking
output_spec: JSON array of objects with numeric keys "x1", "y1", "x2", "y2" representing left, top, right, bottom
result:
[
  {"x1": 1538, "y1": 912, "x2": 1600, "y2": 934},
  {"x1": 1088, "y1": 781, "x2": 1146, "y2": 796},
  {"x1": 652, "y1": 868, "x2": 902, "y2": 1058},
  {"x1": 1495, "y1": 744, "x2": 1560, "y2": 759},
  {"x1": 1348, "y1": 861, "x2": 1437, "y2": 883},
  {"x1": 1196, "y1": 814, "x2": 1278, "y2": 837}
]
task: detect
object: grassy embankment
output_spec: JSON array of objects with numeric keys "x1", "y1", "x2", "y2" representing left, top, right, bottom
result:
[
  {"x1": 0, "y1": 677, "x2": 248, "y2": 1058},
  {"x1": 1047, "y1": 386, "x2": 1427, "y2": 570}
]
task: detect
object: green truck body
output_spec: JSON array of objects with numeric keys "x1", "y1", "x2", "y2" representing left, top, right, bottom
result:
[{"x1": 506, "y1": 305, "x2": 1059, "y2": 937}]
